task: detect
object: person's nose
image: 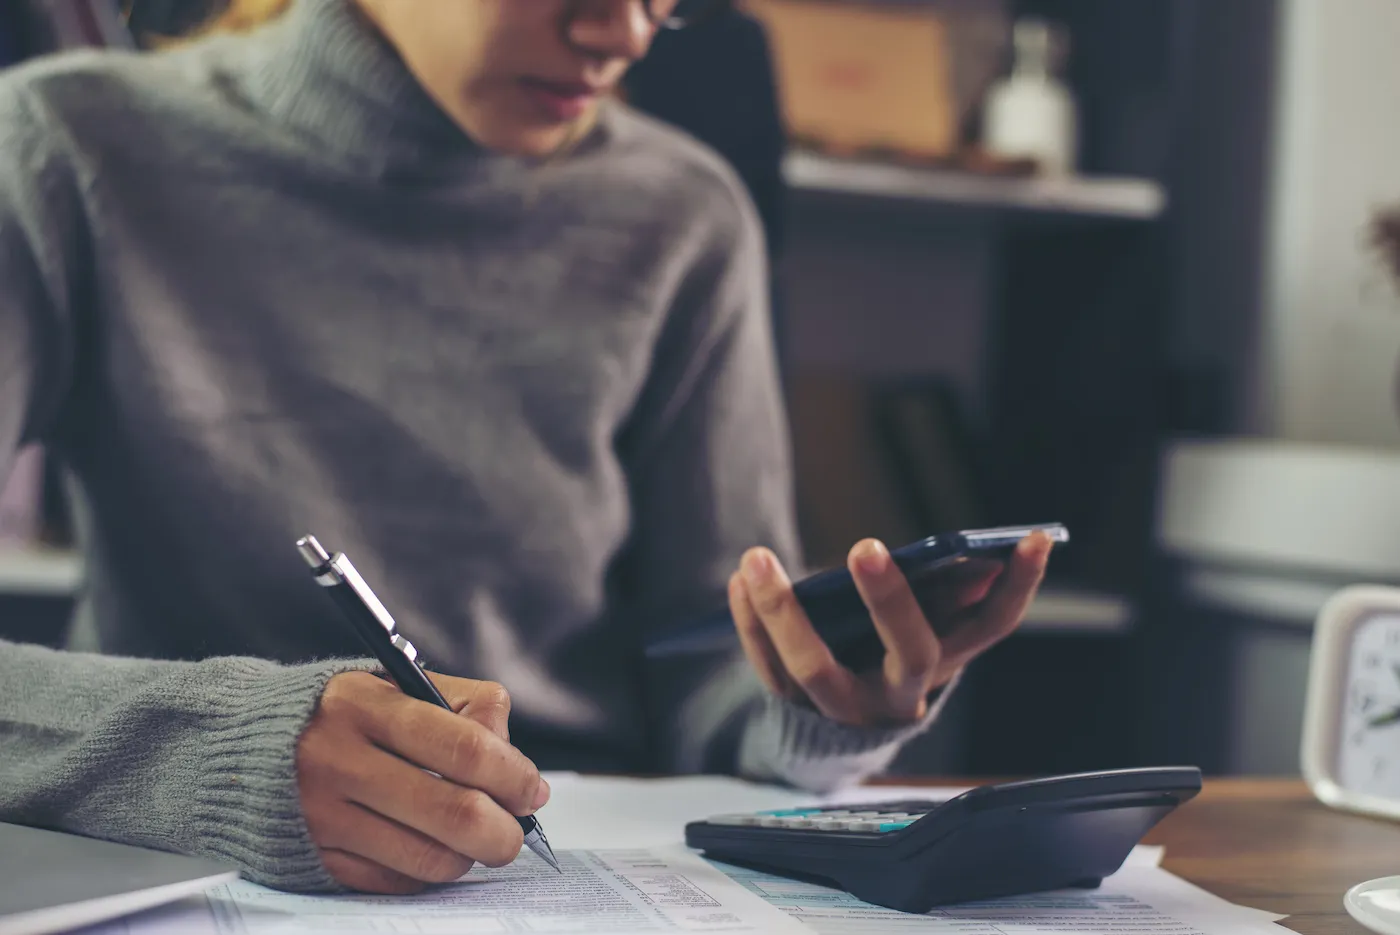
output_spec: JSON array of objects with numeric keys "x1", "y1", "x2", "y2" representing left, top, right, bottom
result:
[{"x1": 568, "y1": 0, "x2": 656, "y2": 64}]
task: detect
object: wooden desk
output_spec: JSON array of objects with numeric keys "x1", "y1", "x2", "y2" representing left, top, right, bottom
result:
[{"x1": 1143, "y1": 779, "x2": 1397, "y2": 934}]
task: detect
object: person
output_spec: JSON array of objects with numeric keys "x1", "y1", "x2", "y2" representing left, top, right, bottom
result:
[
  {"x1": 0, "y1": 0, "x2": 1054, "y2": 896},
  {"x1": 625, "y1": 0, "x2": 787, "y2": 260},
  {"x1": 624, "y1": 0, "x2": 793, "y2": 371}
]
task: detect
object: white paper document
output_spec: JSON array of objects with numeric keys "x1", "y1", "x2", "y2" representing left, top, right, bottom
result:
[
  {"x1": 85, "y1": 847, "x2": 807, "y2": 935},
  {"x1": 538, "y1": 774, "x2": 968, "y2": 852},
  {"x1": 711, "y1": 861, "x2": 1287, "y2": 935},
  {"x1": 84, "y1": 775, "x2": 1288, "y2": 935}
]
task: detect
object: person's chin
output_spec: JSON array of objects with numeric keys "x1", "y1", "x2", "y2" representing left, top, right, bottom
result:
[{"x1": 492, "y1": 115, "x2": 593, "y2": 158}]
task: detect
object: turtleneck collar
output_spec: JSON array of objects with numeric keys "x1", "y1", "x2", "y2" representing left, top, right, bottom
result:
[{"x1": 232, "y1": 0, "x2": 499, "y2": 181}]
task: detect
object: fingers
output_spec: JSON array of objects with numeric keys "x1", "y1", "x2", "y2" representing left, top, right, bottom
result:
[
  {"x1": 430, "y1": 674, "x2": 512, "y2": 742},
  {"x1": 738, "y1": 547, "x2": 867, "y2": 722},
  {"x1": 915, "y1": 558, "x2": 1004, "y2": 618},
  {"x1": 727, "y1": 533, "x2": 1053, "y2": 729},
  {"x1": 317, "y1": 743, "x2": 527, "y2": 867},
  {"x1": 729, "y1": 572, "x2": 796, "y2": 699},
  {"x1": 335, "y1": 682, "x2": 546, "y2": 818},
  {"x1": 847, "y1": 540, "x2": 941, "y2": 699},
  {"x1": 950, "y1": 564, "x2": 1001, "y2": 610},
  {"x1": 321, "y1": 849, "x2": 425, "y2": 895},
  {"x1": 940, "y1": 532, "x2": 1053, "y2": 663},
  {"x1": 298, "y1": 698, "x2": 529, "y2": 869},
  {"x1": 299, "y1": 672, "x2": 547, "y2": 895},
  {"x1": 309, "y1": 796, "x2": 477, "y2": 883}
]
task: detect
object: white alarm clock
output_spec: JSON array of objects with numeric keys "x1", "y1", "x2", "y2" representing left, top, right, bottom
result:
[
  {"x1": 1302, "y1": 585, "x2": 1400, "y2": 818},
  {"x1": 1301, "y1": 586, "x2": 1400, "y2": 935}
]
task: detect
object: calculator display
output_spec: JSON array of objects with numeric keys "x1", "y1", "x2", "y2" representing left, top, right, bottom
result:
[{"x1": 706, "y1": 801, "x2": 939, "y2": 834}]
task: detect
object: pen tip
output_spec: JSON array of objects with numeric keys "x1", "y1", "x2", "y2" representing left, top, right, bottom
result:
[{"x1": 524, "y1": 830, "x2": 561, "y2": 873}]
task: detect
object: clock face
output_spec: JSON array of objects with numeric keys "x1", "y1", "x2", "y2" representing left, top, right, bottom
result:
[{"x1": 1338, "y1": 612, "x2": 1400, "y2": 798}]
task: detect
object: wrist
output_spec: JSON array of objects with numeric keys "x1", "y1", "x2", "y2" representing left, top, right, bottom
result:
[{"x1": 182, "y1": 656, "x2": 374, "y2": 891}]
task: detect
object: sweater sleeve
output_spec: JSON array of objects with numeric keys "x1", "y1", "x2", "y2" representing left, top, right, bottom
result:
[
  {"x1": 0, "y1": 78, "x2": 363, "y2": 892},
  {"x1": 0, "y1": 642, "x2": 369, "y2": 890},
  {"x1": 617, "y1": 170, "x2": 950, "y2": 792}
]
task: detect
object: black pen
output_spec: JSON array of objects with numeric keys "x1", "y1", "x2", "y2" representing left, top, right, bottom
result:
[{"x1": 296, "y1": 534, "x2": 560, "y2": 873}]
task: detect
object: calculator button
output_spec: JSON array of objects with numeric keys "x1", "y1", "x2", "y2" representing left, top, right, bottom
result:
[
  {"x1": 756, "y1": 808, "x2": 822, "y2": 817},
  {"x1": 846, "y1": 820, "x2": 883, "y2": 832},
  {"x1": 779, "y1": 817, "x2": 818, "y2": 829},
  {"x1": 878, "y1": 821, "x2": 914, "y2": 832},
  {"x1": 707, "y1": 814, "x2": 759, "y2": 826},
  {"x1": 811, "y1": 820, "x2": 852, "y2": 831},
  {"x1": 758, "y1": 816, "x2": 789, "y2": 827}
]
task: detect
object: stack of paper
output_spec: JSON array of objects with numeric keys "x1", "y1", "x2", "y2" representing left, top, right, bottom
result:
[
  {"x1": 81, "y1": 773, "x2": 1290, "y2": 935},
  {"x1": 717, "y1": 859, "x2": 1286, "y2": 935}
]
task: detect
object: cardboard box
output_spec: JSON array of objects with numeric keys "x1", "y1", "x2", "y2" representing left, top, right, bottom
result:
[{"x1": 744, "y1": 0, "x2": 959, "y2": 159}]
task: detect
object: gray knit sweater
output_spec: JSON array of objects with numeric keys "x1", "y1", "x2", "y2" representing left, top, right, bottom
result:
[{"x1": 0, "y1": 0, "x2": 945, "y2": 890}]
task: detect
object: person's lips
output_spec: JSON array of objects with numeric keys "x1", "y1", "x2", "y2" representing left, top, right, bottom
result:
[{"x1": 519, "y1": 78, "x2": 604, "y2": 121}]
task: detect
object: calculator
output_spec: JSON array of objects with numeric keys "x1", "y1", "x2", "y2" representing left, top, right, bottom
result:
[{"x1": 685, "y1": 767, "x2": 1202, "y2": 914}]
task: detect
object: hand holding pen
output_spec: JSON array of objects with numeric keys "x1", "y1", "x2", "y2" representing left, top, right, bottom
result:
[{"x1": 292, "y1": 536, "x2": 558, "y2": 894}]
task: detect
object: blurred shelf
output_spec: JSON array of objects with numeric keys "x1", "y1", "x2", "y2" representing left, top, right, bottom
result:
[
  {"x1": 784, "y1": 151, "x2": 1168, "y2": 221},
  {"x1": 0, "y1": 546, "x2": 82, "y2": 597},
  {"x1": 1021, "y1": 585, "x2": 1132, "y2": 635}
]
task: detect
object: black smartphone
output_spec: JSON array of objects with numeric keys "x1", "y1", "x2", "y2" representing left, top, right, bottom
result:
[{"x1": 643, "y1": 523, "x2": 1068, "y2": 670}]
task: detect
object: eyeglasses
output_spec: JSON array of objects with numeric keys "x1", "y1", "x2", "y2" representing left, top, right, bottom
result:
[{"x1": 644, "y1": 0, "x2": 726, "y2": 29}]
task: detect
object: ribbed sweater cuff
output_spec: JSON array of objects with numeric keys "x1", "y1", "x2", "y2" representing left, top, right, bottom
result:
[
  {"x1": 184, "y1": 657, "x2": 374, "y2": 892},
  {"x1": 737, "y1": 671, "x2": 962, "y2": 794}
]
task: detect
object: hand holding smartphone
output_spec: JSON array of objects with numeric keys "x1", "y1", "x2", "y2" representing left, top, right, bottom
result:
[{"x1": 645, "y1": 524, "x2": 1068, "y2": 671}]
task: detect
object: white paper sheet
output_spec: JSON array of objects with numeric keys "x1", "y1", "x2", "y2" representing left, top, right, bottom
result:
[
  {"x1": 81, "y1": 775, "x2": 1284, "y2": 935},
  {"x1": 83, "y1": 847, "x2": 808, "y2": 935},
  {"x1": 539, "y1": 775, "x2": 972, "y2": 851},
  {"x1": 1123, "y1": 845, "x2": 1164, "y2": 869},
  {"x1": 712, "y1": 862, "x2": 1289, "y2": 934},
  {"x1": 539, "y1": 774, "x2": 803, "y2": 850}
]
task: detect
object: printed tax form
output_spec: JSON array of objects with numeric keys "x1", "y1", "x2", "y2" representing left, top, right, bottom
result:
[
  {"x1": 81, "y1": 773, "x2": 1294, "y2": 935},
  {"x1": 84, "y1": 847, "x2": 807, "y2": 935}
]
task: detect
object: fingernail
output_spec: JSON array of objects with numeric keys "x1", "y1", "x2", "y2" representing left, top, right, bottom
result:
[
  {"x1": 856, "y1": 540, "x2": 889, "y2": 576},
  {"x1": 533, "y1": 778, "x2": 551, "y2": 810},
  {"x1": 742, "y1": 549, "x2": 773, "y2": 587}
]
